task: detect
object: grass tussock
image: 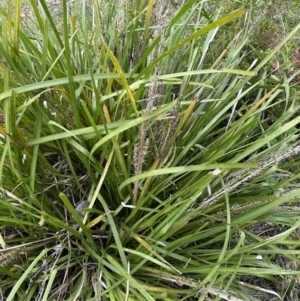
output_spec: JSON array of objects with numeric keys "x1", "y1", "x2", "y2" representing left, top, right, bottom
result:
[{"x1": 1, "y1": 0, "x2": 300, "y2": 300}]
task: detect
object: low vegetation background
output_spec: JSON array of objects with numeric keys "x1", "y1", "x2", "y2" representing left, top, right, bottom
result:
[{"x1": 1, "y1": 0, "x2": 300, "y2": 300}]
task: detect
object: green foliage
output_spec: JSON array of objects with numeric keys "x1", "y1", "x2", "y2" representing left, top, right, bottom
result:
[{"x1": 1, "y1": 0, "x2": 300, "y2": 300}]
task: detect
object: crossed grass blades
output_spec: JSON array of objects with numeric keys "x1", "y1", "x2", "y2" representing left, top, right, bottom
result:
[{"x1": 1, "y1": 0, "x2": 300, "y2": 300}]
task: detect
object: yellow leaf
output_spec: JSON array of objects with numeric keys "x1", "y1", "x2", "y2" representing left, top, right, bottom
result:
[
  {"x1": 0, "y1": 233, "x2": 5, "y2": 249},
  {"x1": 86, "y1": 215, "x2": 105, "y2": 229}
]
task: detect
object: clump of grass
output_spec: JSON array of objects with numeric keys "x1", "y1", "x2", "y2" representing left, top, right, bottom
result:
[{"x1": 1, "y1": 0, "x2": 300, "y2": 300}]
